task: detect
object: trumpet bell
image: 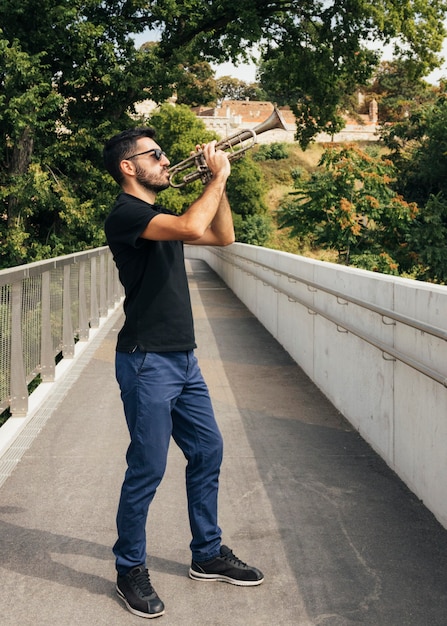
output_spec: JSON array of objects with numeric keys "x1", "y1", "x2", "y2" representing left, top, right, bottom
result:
[{"x1": 250, "y1": 106, "x2": 288, "y2": 137}]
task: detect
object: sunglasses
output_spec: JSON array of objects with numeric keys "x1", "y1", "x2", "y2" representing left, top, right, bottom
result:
[{"x1": 127, "y1": 148, "x2": 166, "y2": 161}]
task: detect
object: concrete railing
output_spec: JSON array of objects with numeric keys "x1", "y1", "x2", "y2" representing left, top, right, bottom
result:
[
  {"x1": 0, "y1": 247, "x2": 122, "y2": 418},
  {"x1": 186, "y1": 243, "x2": 447, "y2": 529}
]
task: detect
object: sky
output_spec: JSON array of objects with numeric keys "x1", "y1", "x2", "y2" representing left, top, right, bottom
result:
[
  {"x1": 212, "y1": 59, "x2": 257, "y2": 82},
  {"x1": 132, "y1": 30, "x2": 447, "y2": 87},
  {"x1": 211, "y1": 49, "x2": 447, "y2": 86},
  {"x1": 132, "y1": 28, "x2": 259, "y2": 82},
  {"x1": 426, "y1": 39, "x2": 447, "y2": 84}
]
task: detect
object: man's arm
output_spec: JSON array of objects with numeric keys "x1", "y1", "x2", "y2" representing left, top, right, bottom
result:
[
  {"x1": 140, "y1": 142, "x2": 232, "y2": 243},
  {"x1": 187, "y1": 191, "x2": 235, "y2": 246}
]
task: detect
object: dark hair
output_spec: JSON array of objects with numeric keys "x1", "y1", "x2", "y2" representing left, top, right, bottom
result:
[{"x1": 103, "y1": 126, "x2": 157, "y2": 185}]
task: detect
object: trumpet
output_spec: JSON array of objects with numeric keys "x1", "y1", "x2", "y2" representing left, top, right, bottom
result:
[{"x1": 168, "y1": 106, "x2": 288, "y2": 188}]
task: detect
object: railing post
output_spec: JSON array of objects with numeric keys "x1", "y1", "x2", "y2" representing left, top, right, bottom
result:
[
  {"x1": 62, "y1": 264, "x2": 74, "y2": 358},
  {"x1": 99, "y1": 253, "x2": 107, "y2": 318},
  {"x1": 10, "y1": 281, "x2": 28, "y2": 416},
  {"x1": 107, "y1": 254, "x2": 114, "y2": 310},
  {"x1": 90, "y1": 256, "x2": 99, "y2": 328},
  {"x1": 40, "y1": 271, "x2": 55, "y2": 382},
  {"x1": 78, "y1": 260, "x2": 89, "y2": 341},
  {"x1": 113, "y1": 264, "x2": 122, "y2": 304}
]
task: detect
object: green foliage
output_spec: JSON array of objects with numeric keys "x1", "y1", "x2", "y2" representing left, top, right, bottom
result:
[
  {"x1": 348, "y1": 252, "x2": 400, "y2": 275},
  {"x1": 277, "y1": 144, "x2": 417, "y2": 272},
  {"x1": 1, "y1": 0, "x2": 446, "y2": 267},
  {"x1": 258, "y1": 45, "x2": 377, "y2": 148},
  {"x1": 233, "y1": 213, "x2": 272, "y2": 246},
  {"x1": 149, "y1": 0, "x2": 447, "y2": 147},
  {"x1": 407, "y1": 194, "x2": 447, "y2": 283},
  {"x1": 226, "y1": 155, "x2": 268, "y2": 218},
  {"x1": 253, "y1": 1, "x2": 445, "y2": 147},
  {"x1": 174, "y1": 61, "x2": 219, "y2": 107},
  {"x1": 253, "y1": 143, "x2": 289, "y2": 162},
  {"x1": 378, "y1": 93, "x2": 447, "y2": 281},
  {"x1": 367, "y1": 60, "x2": 437, "y2": 122},
  {"x1": 216, "y1": 77, "x2": 267, "y2": 102},
  {"x1": 0, "y1": 2, "x2": 163, "y2": 268},
  {"x1": 381, "y1": 95, "x2": 447, "y2": 205}
]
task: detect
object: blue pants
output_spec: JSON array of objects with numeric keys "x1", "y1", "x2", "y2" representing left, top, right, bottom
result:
[{"x1": 113, "y1": 349, "x2": 223, "y2": 575}]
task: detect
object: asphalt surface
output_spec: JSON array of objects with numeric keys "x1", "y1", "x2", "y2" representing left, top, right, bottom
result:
[{"x1": 1, "y1": 258, "x2": 447, "y2": 626}]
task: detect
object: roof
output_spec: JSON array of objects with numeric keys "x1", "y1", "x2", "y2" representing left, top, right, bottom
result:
[
  {"x1": 194, "y1": 101, "x2": 296, "y2": 125},
  {"x1": 194, "y1": 100, "x2": 376, "y2": 126}
]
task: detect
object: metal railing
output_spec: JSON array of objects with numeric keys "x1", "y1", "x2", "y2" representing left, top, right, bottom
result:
[
  {"x1": 210, "y1": 248, "x2": 447, "y2": 387},
  {"x1": 0, "y1": 247, "x2": 122, "y2": 417}
]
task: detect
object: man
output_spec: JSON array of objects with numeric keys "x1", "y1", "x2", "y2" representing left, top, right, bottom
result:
[{"x1": 103, "y1": 127, "x2": 264, "y2": 619}]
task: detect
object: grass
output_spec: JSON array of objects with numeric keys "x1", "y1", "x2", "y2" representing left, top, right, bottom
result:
[
  {"x1": 257, "y1": 142, "x2": 325, "y2": 191},
  {"x1": 252, "y1": 142, "x2": 324, "y2": 257}
]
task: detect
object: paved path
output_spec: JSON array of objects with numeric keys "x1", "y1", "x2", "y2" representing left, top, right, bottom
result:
[{"x1": 1, "y1": 259, "x2": 447, "y2": 625}]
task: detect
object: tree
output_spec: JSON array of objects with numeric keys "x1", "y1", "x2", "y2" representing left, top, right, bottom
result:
[
  {"x1": 365, "y1": 60, "x2": 436, "y2": 123},
  {"x1": 216, "y1": 77, "x2": 267, "y2": 102},
  {"x1": 381, "y1": 94, "x2": 447, "y2": 205},
  {"x1": 277, "y1": 145, "x2": 417, "y2": 272},
  {"x1": 0, "y1": 2, "x2": 170, "y2": 267},
  {"x1": 174, "y1": 61, "x2": 219, "y2": 107},
  {"x1": 0, "y1": 34, "x2": 64, "y2": 264},
  {"x1": 227, "y1": 155, "x2": 272, "y2": 244},
  {"x1": 233, "y1": 212, "x2": 272, "y2": 246},
  {"x1": 1, "y1": 0, "x2": 446, "y2": 266},
  {"x1": 409, "y1": 194, "x2": 447, "y2": 283},
  {"x1": 380, "y1": 94, "x2": 447, "y2": 282},
  {"x1": 147, "y1": 0, "x2": 447, "y2": 147}
]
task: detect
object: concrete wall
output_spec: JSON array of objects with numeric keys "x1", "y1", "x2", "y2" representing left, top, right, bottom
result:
[{"x1": 186, "y1": 243, "x2": 447, "y2": 528}]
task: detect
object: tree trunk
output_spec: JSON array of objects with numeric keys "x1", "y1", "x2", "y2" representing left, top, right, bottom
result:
[{"x1": 7, "y1": 126, "x2": 34, "y2": 228}]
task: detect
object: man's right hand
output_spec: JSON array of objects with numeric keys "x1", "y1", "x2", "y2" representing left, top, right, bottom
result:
[{"x1": 199, "y1": 141, "x2": 231, "y2": 182}]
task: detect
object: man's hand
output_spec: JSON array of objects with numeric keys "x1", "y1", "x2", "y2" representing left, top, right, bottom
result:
[{"x1": 195, "y1": 141, "x2": 231, "y2": 182}]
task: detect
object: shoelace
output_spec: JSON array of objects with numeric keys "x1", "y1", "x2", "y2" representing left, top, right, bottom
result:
[
  {"x1": 222, "y1": 549, "x2": 248, "y2": 568},
  {"x1": 132, "y1": 568, "x2": 154, "y2": 595}
]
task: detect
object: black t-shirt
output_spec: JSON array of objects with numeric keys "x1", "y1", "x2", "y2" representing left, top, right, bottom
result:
[{"x1": 104, "y1": 192, "x2": 196, "y2": 352}]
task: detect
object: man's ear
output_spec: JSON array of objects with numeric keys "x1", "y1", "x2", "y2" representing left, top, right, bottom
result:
[{"x1": 120, "y1": 159, "x2": 136, "y2": 177}]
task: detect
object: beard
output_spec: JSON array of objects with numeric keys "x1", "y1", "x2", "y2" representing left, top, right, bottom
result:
[{"x1": 135, "y1": 163, "x2": 170, "y2": 193}]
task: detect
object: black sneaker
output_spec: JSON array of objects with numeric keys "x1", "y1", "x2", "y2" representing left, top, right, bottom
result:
[
  {"x1": 189, "y1": 545, "x2": 264, "y2": 586},
  {"x1": 116, "y1": 565, "x2": 165, "y2": 619}
]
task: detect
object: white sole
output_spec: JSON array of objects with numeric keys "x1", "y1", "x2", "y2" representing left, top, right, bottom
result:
[
  {"x1": 116, "y1": 586, "x2": 165, "y2": 618},
  {"x1": 188, "y1": 568, "x2": 264, "y2": 586}
]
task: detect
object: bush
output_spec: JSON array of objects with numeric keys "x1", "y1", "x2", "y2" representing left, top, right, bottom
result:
[
  {"x1": 254, "y1": 142, "x2": 289, "y2": 161},
  {"x1": 233, "y1": 213, "x2": 272, "y2": 246}
]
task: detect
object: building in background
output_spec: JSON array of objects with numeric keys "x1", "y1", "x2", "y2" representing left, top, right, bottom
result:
[{"x1": 134, "y1": 99, "x2": 379, "y2": 143}]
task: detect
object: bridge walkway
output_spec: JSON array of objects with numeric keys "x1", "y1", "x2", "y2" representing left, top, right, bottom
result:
[{"x1": 1, "y1": 259, "x2": 447, "y2": 625}]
